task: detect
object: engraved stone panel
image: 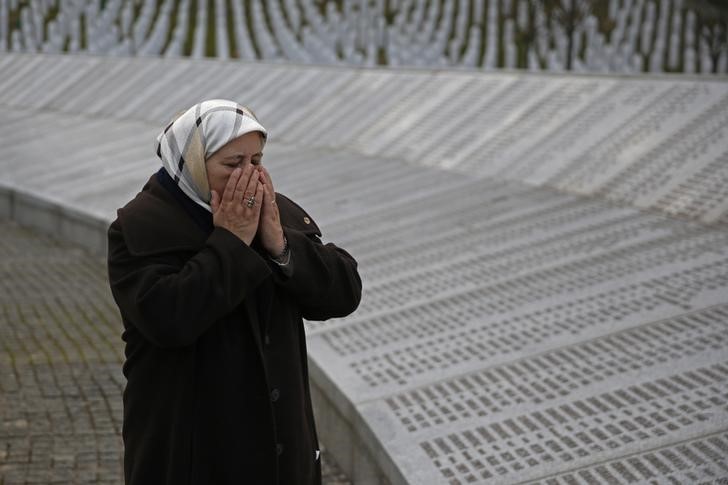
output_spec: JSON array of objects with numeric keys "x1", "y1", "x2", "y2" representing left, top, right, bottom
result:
[{"x1": 1, "y1": 55, "x2": 727, "y2": 484}]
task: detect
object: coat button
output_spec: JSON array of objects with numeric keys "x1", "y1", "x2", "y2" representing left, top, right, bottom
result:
[
  {"x1": 276, "y1": 443, "x2": 284, "y2": 456},
  {"x1": 270, "y1": 388, "x2": 280, "y2": 402}
]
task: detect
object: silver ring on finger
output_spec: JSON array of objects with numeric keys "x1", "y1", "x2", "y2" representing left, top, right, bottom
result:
[{"x1": 245, "y1": 195, "x2": 256, "y2": 208}]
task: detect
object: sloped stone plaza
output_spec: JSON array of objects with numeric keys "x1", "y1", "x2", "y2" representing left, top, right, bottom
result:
[{"x1": 1, "y1": 53, "x2": 727, "y2": 484}]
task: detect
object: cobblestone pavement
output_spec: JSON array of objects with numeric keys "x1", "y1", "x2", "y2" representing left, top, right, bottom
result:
[{"x1": 0, "y1": 220, "x2": 350, "y2": 485}]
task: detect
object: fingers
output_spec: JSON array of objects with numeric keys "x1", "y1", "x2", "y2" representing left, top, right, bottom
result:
[
  {"x1": 259, "y1": 167, "x2": 275, "y2": 194},
  {"x1": 243, "y1": 169, "x2": 260, "y2": 202},
  {"x1": 213, "y1": 167, "x2": 265, "y2": 243},
  {"x1": 257, "y1": 182, "x2": 284, "y2": 254},
  {"x1": 210, "y1": 190, "x2": 220, "y2": 212},
  {"x1": 223, "y1": 168, "x2": 242, "y2": 203},
  {"x1": 253, "y1": 182, "x2": 264, "y2": 214},
  {"x1": 259, "y1": 184, "x2": 269, "y2": 216},
  {"x1": 262, "y1": 182, "x2": 276, "y2": 209},
  {"x1": 234, "y1": 165, "x2": 255, "y2": 205}
]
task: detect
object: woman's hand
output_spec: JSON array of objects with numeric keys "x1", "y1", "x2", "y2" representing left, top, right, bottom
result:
[
  {"x1": 210, "y1": 165, "x2": 263, "y2": 245},
  {"x1": 257, "y1": 167, "x2": 286, "y2": 256}
]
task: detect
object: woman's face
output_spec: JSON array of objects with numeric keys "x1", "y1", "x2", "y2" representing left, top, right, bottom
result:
[{"x1": 206, "y1": 131, "x2": 264, "y2": 198}]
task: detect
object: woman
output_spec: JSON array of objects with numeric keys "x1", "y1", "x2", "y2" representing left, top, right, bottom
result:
[{"x1": 107, "y1": 99, "x2": 362, "y2": 485}]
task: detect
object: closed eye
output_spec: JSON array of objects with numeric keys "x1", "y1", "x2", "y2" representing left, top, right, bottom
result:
[{"x1": 225, "y1": 156, "x2": 246, "y2": 168}]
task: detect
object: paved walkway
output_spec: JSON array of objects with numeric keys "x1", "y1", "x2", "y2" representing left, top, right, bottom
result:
[{"x1": 0, "y1": 219, "x2": 350, "y2": 484}]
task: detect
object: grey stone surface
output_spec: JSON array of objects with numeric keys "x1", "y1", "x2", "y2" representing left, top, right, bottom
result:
[
  {"x1": 0, "y1": 54, "x2": 726, "y2": 224},
  {"x1": 309, "y1": 176, "x2": 728, "y2": 483},
  {"x1": 1, "y1": 54, "x2": 727, "y2": 484}
]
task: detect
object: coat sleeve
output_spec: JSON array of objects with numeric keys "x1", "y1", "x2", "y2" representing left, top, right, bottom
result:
[
  {"x1": 107, "y1": 219, "x2": 272, "y2": 348},
  {"x1": 270, "y1": 227, "x2": 362, "y2": 321}
]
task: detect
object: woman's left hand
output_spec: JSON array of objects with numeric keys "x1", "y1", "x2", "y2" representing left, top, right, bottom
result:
[{"x1": 257, "y1": 166, "x2": 286, "y2": 256}]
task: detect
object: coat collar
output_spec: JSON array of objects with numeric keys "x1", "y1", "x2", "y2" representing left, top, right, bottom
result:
[
  {"x1": 117, "y1": 174, "x2": 209, "y2": 256},
  {"x1": 156, "y1": 167, "x2": 214, "y2": 234}
]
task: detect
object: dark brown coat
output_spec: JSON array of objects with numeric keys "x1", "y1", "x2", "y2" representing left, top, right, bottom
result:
[{"x1": 107, "y1": 173, "x2": 361, "y2": 485}]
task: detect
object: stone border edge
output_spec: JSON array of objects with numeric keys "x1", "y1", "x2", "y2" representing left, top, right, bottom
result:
[
  {"x1": 0, "y1": 182, "x2": 109, "y2": 256},
  {"x1": 308, "y1": 355, "x2": 409, "y2": 485}
]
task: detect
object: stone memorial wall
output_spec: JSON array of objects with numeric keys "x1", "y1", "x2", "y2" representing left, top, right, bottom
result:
[{"x1": 0, "y1": 54, "x2": 726, "y2": 484}]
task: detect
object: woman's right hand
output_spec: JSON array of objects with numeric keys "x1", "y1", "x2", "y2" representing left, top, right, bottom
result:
[{"x1": 210, "y1": 165, "x2": 264, "y2": 245}]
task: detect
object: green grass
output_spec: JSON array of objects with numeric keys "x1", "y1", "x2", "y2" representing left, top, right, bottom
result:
[
  {"x1": 477, "y1": 0, "x2": 488, "y2": 67},
  {"x1": 459, "y1": 0, "x2": 475, "y2": 62},
  {"x1": 243, "y1": 0, "x2": 261, "y2": 58},
  {"x1": 225, "y1": 0, "x2": 237, "y2": 57},
  {"x1": 382, "y1": 0, "x2": 397, "y2": 25},
  {"x1": 205, "y1": 0, "x2": 215, "y2": 56},
  {"x1": 6, "y1": 0, "x2": 29, "y2": 48},
  {"x1": 258, "y1": 0, "x2": 276, "y2": 54},
  {"x1": 80, "y1": 13, "x2": 86, "y2": 49},
  {"x1": 184, "y1": 0, "x2": 196, "y2": 55},
  {"x1": 519, "y1": 2, "x2": 541, "y2": 68},
  {"x1": 591, "y1": 0, "x2": 616, "y2": 42},
  {"x1": 276, "y1": 0, "x2": 295, "y2": 35},
  {"x1": 133, "y1": 0, "x2": 143, "y2": 24},
  {"x1": 147, "y1": 0, "x2": 164, "y2": 43},
  {"x1": 43, "y1": 3, "x2": 60, "y2": 46},
  {"x1": 163, "y1": 0, "x2": 180, "y2": 53}
]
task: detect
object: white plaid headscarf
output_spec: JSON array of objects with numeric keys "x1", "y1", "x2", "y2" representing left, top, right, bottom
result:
[{"x1": 156, "y1": 99, "x2": 268, "y2": 212}]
